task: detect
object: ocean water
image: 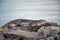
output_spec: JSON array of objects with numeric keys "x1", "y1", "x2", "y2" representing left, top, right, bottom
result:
[{"x1": 0, "y1": 0, "x2": 60, "y2": 27}]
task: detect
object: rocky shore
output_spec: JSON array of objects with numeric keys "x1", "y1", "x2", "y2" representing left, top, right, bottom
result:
[{"x1": 0, "y1": 19, "x2": 60, "y2": 40}]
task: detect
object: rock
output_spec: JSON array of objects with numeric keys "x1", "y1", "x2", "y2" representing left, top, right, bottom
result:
[{"x1": 1, "y1": 19, "x2": 60, "y2": 40}]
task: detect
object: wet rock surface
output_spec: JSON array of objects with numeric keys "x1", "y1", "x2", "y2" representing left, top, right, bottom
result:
[{"x1": 0, "y1": 19, "x2": 60, "y2": 40}]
